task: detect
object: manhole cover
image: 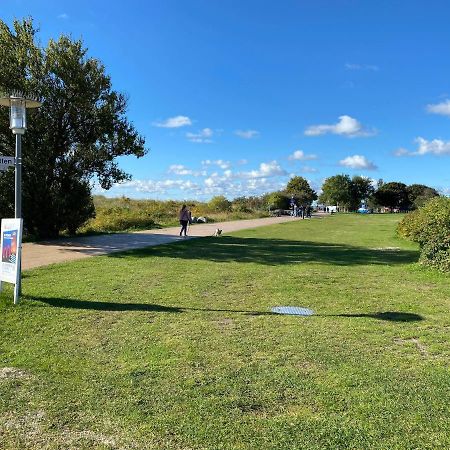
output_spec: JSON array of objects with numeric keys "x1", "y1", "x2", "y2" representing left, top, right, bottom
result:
[{"x1": 271, "y1": 306, "x2": 314, "y2": 316}]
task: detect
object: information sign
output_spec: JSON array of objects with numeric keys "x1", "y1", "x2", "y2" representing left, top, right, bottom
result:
[
  {"x1": 0, "y1": 219, "x2": 23, "y2": 299},
  {"x1": 0, "y1": 156, "x2": 15, "y2": 171}
]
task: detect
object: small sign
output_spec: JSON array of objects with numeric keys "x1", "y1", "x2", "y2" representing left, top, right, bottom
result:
[
  {"x1": 1, "y1": 219, "x2": 23, "y2": 285},
  {"x1": 0, "y1": 156, "x2": 15, "y2": 172}
]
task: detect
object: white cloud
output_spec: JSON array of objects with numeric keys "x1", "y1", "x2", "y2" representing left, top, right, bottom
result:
[
  {"x1": 288, "y1": 149, "x2": 318, "y2": 161},
  {"x1": 57, "y1": 13, "x2": 69, "y2": 19},
  {"x1": 300, "y1": 166, "x2": 318, "y2": 173},
  {"x1": 393, "y1": 147, "x2": 410, "y2": 157},
  {"x1": 339, "y1": 155, "x2": 377, "y2": 170},
  {"x1": 426, "y1": 100, "x2": 450, "y2": 117},
  {"x1": 186, "y1": 128, "x2": 213, "y2": 143},
  {"x1": 112, "y1": 178, "x2": 201, "y2": 195},
  {"x1": 234, "y1": 130, "x2": 260, "y2": 139},
  {"x1": 241, "y1": 160, "x2": 287, "y2": 179},
  {"x1": 167, "y1": 164, "x2": 206, "y2": 177},
  {"x1": 201, "y1": 159, "x2": 231, "y2": 169},
  {"x1": 153, "y1": 115, "x2": 192, "y2": 128},
  {"x1": 394, "y1": 137, "x2": 450, "y2": 157},
  {"x1": 345, "y1": 63, "x2": 379, "y2": 71},
  {"x1": 305, "y1": 115, "x2": 376, "y2": 137},
  {"x1": 414, "y1": 137, "x2": 450, "y2": 155}
]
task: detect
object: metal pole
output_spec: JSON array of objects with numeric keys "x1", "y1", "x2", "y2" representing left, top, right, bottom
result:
[
  {"x1": 14, "y1": 133, "x2": 22, "y2": 303},
  {"x1": 15, "y1": 134, "x2": 22, "y2": 219}
]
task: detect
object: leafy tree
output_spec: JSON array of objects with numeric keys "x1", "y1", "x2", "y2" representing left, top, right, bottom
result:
[
  {"x1": 373, "y1": 182, "x2": 410, "y2": 210},
  {"x1": 265, "y1": 191, "x2": 289, "y2": 210},
  {"x1": 285, "y1": 176, "x2": 317, "y2": 206},
  {"x1": 208, "y1": 195, "x2": 232, "y2": 212},
  {"x1": 350, "y1": 175, "x2": 375, "y2": 210},
  {"x1": 319, "y1": 174, "x2": 353, "y2": 209},
  {"x1": 0, "y1": 19, "x2": 146, "y2": 237},
  {"x1": 407, "y1": 184, "x2": 439, "y2": 209}
]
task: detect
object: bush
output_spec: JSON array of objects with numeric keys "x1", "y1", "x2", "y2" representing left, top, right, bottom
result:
[
  {"x1": 398, "y1": 197, "x2": 450, "y2": 272},
  {"x1": 208, "y1": 196, "x2": 232, "y2": 212}
]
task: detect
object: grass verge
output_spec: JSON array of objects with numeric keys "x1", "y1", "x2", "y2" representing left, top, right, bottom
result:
[{"x1": 1, "y1": 214, "x2": 449, "y2": 449}]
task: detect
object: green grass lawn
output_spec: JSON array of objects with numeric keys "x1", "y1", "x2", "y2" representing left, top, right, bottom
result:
[{"x1": 1, "y1": 214, "x2": 449, "y2": 449}]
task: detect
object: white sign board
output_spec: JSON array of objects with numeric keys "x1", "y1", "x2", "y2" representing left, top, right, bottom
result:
[
  {"x1": 0, "y1": 219, "x2": 23, "y2": 285},
  {"x1": 0, "y1": 156, "x2": 15, "y2": 172}
]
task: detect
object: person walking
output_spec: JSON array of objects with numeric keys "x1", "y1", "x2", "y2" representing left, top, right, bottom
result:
[{"x1": 179, "y1": 204, "x2": 191, "y2": 237}]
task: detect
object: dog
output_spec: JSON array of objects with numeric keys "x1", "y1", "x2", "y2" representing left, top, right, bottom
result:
[{"x1": 213, "y1": 228, "x2": 223, "y2": 236}]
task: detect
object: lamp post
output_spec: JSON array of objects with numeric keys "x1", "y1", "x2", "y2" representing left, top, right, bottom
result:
[{"x1": 0, "y1": 93, "x2": 41, "y2": 302}]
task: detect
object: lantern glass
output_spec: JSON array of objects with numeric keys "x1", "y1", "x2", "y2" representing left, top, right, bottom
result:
[{"x1": 10, "y1": 98, "x2": 26, "y2": 134}]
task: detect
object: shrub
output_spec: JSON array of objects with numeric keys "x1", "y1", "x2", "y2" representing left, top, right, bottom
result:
[
  {"x1": 208, "y1": 196, "x2": 232, "y2": 212},
  {"x1": 398, "y1": 197, "x2": 450, "y2": 272}
]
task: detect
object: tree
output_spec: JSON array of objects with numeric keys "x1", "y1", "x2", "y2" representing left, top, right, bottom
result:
[
  {"x1": 285, "y1": 176, "x2": 317, "y2": 205},
  {"x1": 373, "y1": 182, "x2": 410, "y2": 210},
  {"x1": 407, "y1": 184, "x2": 439, "y2": 209},
  {"x1": 265, "y1": 191, "x2": 289, "y2": 210},
  {"x1": 350, "y1": 175, "x2": 375, "y2": 210},
  {"x1": 319, "y1": 175, "x2": 353, "y2": 209},
  {"x1": 0, "y1": 19, "x2": 147, "y2": 237},
  {"x1": 208, "y1": 195, "x2": 232, "y2": 212}
]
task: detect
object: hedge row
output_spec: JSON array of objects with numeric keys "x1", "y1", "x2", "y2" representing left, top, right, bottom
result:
[{"x1": 397, "y1": 197, "x2": 450, "y2": 272}]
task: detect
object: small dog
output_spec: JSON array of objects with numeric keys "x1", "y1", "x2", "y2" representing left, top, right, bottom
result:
[{"x1": 213, "y1": 228, "x2": 223, "y2": 236}]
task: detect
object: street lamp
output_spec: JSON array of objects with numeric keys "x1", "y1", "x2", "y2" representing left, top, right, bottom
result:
[{"x1": 0, "y1": 92, "x2": 41, "y2": 302}]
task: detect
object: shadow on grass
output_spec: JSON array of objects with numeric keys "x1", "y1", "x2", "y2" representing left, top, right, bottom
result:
[
  {"x1": 108, "y1": 236, "x2": 418, "y2": 266},
  {"x1": 326, "y1": 312, "x2": 424, "y2": 322},
  {"x1": 29, "y1": 296, "x2": 424, "y2": 322}
]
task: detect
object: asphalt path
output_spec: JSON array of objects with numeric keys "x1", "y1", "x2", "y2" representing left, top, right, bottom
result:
[{"x1": 22, "y1": 215, "x2": 323, "y2": 270}]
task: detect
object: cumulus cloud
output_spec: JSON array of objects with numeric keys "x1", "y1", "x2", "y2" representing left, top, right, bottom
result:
[
  {"x1": 153, "y1": 115, "x2": 192, "y2": 128},
  {"x1": 201, "y1": 159, "x2": 231, "y2": 169},
  {"x1": 234, "y1": 130, "x2": 260, "y2": 139},
  {"x1": 167, "y1": 164, "x2": 206, "y2": 177},
  {"x1": 186, "y1": 128, "x2": 213, "y2": 143},
  {"x1": 345, "y1": 63, "x2": 379, "y2": 71},
  {"x1": 112, "y1": 179, "x2": 201, "y2": 195},
  {"x1": 339, "y1": 155, "x2": 377, "y2": 170},
  {"x1": 288, "y1": 149, "x2": 318, "y2": 161},
  {"x1": 240, "y1": 160, "x2": 287, "y2": 179},
  {"x1": 394, "y1": 137, "x2": 450, "y2": 157},
  {"x1": 305, "y1": 115, "x2": 376, "y2": 137},
  {"x1": 426, "y1": 100, "x2": 450, "y2": 117}
]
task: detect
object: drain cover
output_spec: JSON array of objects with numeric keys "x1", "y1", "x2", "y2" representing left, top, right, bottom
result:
[{"x1": 271, "y1": 306, "x2": 314, "y2": 316}]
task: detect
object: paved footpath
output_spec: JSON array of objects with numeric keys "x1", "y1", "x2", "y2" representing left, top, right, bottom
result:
[{"x1": 22, "y1": 216, "x2": 315, "y2": 270}]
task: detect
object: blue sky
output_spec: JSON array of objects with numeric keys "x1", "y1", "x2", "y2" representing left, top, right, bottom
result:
[{"x1": 2, "y1": 0, "x2": 450, "y2": 199}]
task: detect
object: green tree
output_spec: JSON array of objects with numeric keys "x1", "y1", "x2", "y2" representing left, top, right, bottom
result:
[
  {"x1": 319, "y1": 174, "x2": 353, "y2": 209},
  {"x1": 350, "y1": 175, "x2": 375, "y2": 210},
  {"x1": 265, "y1": 191, "x2": 289, "y2": 210},
  {"x1": 373, "y1": 182, "x2": 410, "y2": 210},
  {"x1": 208, "y1": 195, "x2": 232, "y2": 212},
  {"x1": 0, "y1": 19, "x2": 146, "y2": 237},
  {"x1": 407, "y1": 184, "x2": 439, "y2": 209},
  {"x1": 285, "y1": 176, "x2": 317, "y2": 206}
]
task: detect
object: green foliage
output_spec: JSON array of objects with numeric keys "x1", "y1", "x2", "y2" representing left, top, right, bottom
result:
[
  {"x1": 398, "y1": 196, "x2": 450, "y2": 272},
  {"x1": 373, "y1": 182, "x2": 410, "y2": 210},
  {"x1": 208, "y1": 195, "x2": 232, "y2": 212},
  {"x1": 285, "y1": 176, "x2": 317, "y2": 205},
  {"x1": 407, "y1": 184, "x2": 440, "y2": 209},
  {"x1": 265, "y1": 191, "x2": 289, "y2": 210},
  {"x1": 0, "y1": 19, "x2": 146, "y2": 238},
  {"x1": 80, "y1": 196, "x2": 268, "y2": 233},
  {"x1": 319, "y1": 174, "x2": 353, "y2": 208},
  {"x1": 350, "y1": 175, "x2": 375, "y2": 210}
]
